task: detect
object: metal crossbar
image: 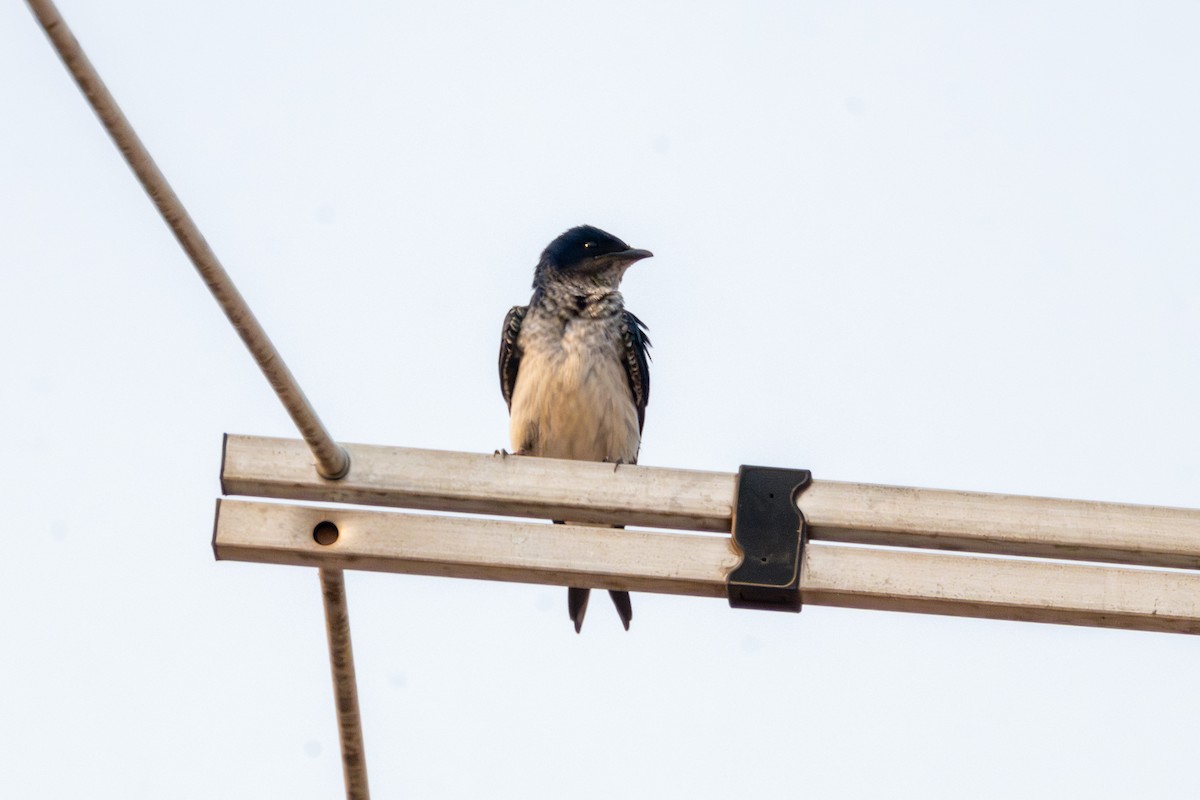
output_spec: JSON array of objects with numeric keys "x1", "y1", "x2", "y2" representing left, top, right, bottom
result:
[{"x1": 216, "y1": 436, "x2": 1200, "y2": 636}]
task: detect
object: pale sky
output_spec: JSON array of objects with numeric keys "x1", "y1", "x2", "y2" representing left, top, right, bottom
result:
[{"x1": 4, "y1": 2, "x2": 1200, "y2": 797}]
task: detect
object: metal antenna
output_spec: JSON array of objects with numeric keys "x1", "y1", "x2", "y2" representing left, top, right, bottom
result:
[{"x1": 26, "y1": 1, "x2": 368, "y2": 796}]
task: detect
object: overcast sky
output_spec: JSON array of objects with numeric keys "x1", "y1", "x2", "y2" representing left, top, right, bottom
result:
[{"x1": 4, "y1": 1, "x2": 1200, "y2": 797}]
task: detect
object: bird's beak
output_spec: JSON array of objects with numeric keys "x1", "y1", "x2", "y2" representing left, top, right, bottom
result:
[
  {"x1": 582, "y1": 247, "x2": 653, "y2": 275},
  {"x1": 609, "y1": 248, "x2": 654, "y2": 264}
]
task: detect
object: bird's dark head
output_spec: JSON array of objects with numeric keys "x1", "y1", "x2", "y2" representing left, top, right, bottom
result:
[{"x1": 533, "y1": 225, "x2": 653, "y2": 290}]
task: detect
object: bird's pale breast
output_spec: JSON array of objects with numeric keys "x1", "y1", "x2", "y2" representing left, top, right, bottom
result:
[{"x1": 508, "y1": 313, "x2": 641, "y2": 464}]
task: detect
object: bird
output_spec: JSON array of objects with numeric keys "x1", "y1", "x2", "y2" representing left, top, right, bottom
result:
[{"x1": 499, "y1": 224, "x2": 653, "y2": 632}]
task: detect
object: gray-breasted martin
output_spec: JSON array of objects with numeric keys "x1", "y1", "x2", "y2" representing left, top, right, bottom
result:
[{"x1": 499, "y1": 225, "x2": 653, "y2": 632}]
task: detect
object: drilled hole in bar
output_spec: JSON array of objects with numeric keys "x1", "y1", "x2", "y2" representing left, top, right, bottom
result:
[{"x1": 313, "y1": 521, "x2": 339, "y2": 546}]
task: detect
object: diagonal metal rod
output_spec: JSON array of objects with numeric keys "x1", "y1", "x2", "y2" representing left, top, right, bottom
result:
[
  {"x1": 26, "y1": 2, "x2": 368, "y2": 797},
  {"x1": 25, "y1": 0, "x2": 349, "y2": 481}
]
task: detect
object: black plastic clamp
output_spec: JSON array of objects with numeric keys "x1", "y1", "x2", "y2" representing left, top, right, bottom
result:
[{"x1": 727, "y1": 465, "x2": 813, "y2": 612}]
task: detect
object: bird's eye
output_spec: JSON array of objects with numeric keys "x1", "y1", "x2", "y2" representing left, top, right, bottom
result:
[{"x1": 583, "y1": 242, "x2": 595, "y2": 249}]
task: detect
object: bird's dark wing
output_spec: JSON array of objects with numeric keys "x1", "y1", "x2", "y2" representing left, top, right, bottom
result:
[
  {"x1": 620, "y1": 310, "x2": 652, "y2": 433},
  {"x1": 499, "y1": 304, "x2": 528, "y2": 409}
]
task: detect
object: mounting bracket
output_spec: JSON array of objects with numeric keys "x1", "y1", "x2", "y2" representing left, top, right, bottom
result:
[{"x1": 727, "y1": 465, "x2": 813, "y2": 612}]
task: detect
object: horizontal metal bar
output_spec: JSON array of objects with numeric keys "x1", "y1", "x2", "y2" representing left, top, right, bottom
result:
[
  {"x1": 214, "y1": 498, "x2": 737, "y2": 597},
  {"x1": 221, "y1": 434, "x2": 735, "y2": 533},
  {"x1": 802, "y1": 482, "x2": 1200, "y2": 570},
  {"x1": 214, "y1": 499, "x2": 1200, "y2": 635},
  {"x1": 221, "y1": 435, "x2": 1200, "y2": 570}
]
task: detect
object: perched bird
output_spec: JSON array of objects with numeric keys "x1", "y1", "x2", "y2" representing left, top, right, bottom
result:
[{"x1": 499, "y1": 225, "x2": 653, "y2": 632}]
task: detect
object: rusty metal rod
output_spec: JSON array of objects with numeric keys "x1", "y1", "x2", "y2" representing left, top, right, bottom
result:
[
  {"x1": 25, "y1": 1, "x2": 368, "y2": 795},
  {"x1": 24, "y1": 0, "x2": 349, "y2": 481}
]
